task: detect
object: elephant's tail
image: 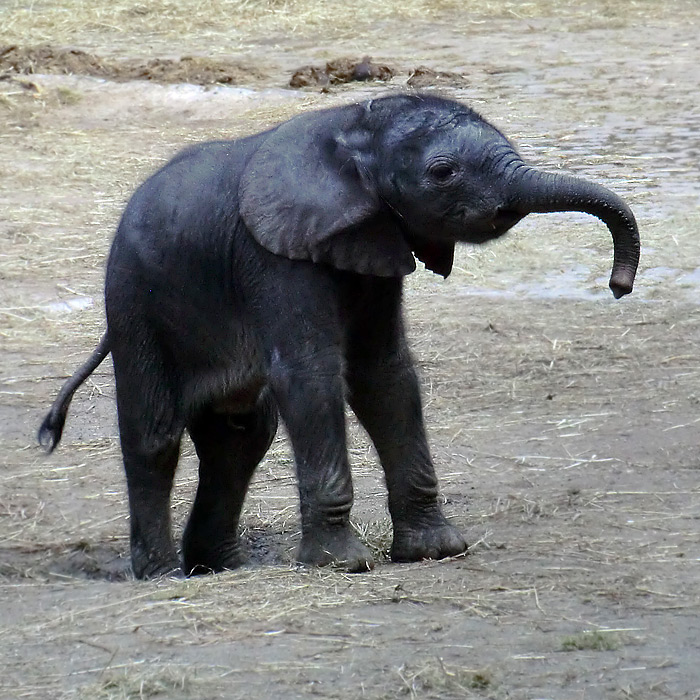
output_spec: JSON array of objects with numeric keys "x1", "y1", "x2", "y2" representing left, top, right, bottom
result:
[{"x1": 38, "y1": 333, "x2": 111, "y2": 452}]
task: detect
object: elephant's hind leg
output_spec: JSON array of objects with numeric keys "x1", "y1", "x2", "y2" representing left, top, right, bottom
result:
[
  {"x1": 122, "y1": 437, "x2": 183, "y2": 579},
  {"x1": 114, "y1": 362, "x2": 184, "y2": 580},
  {"x1": 182, "y1": 389, "x2": 278, "y2": 575},
  {"x1": 112, "y1": 334, "x2": 184, "y2": 578}
]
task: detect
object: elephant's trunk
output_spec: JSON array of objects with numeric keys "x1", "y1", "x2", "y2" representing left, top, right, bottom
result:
[{"x1": 505, "y1": 164, "x2": 640, "y2": 298}]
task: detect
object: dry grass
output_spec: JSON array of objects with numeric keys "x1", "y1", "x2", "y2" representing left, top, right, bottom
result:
[
  {"x1": 1, "y1": 2, "x2": 700, "y2": 698},
  {"x1": 397, "y1": 659, "x2": 495, "y2": 697},
  {"x1": 1, "y1": 0, "x2": 689, "y2": 56}
]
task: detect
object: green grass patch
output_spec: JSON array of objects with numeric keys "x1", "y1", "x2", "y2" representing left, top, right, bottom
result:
[{"x1": 561, "y1": 630, "x2": 620, "y2": 652}]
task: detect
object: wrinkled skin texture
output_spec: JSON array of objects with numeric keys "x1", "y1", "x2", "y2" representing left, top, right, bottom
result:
[{"x1": 39, "y1": 94, "x2": 639, "y2": 579}]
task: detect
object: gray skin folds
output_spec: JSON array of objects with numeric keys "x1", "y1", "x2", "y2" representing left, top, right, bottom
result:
[{"x1": 38, "y1": 94, "x2": 639, "y2": 579}]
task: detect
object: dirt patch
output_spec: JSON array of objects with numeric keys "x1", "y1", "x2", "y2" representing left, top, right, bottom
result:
[
  {"x1": 0, "y1": 44, "x2": 112, "y2": 78},
  {"x1": 288, "y1": 59, "x2": 469, "y2": 90},
  {"x1": 289, "y1": 56, "x2": 393, "y2": 88},
  {"x1": 0, "y1": 541, "x2": 131, "y2": 582},
  {"x1": 122, "y1": 56, "x2": 268, "y2": 87},
  {"x1": 407, "y1": 66, "x2": 470, "y2": 89},
  {"x1": 0, "y1": 44, "x2": 269, "y2": 86}
]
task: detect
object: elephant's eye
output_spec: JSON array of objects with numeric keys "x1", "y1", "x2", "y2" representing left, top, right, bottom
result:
[{"x1": 428, "y1": 162, "x2": 457, "y2": 183}]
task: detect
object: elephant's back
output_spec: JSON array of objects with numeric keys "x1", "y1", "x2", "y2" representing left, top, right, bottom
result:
[{"x1": 115, "y1": 134, "x2": 266, "y2": 257}]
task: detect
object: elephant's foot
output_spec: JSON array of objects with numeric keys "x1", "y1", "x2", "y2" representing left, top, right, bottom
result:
[
  {"x1": 297, "y1": 526, "x2": 374, "y2": 572},
  {"x1": 391, "y1": 510, "x2": 467, "y2": 563},
  {"x1": 182, "y1": 531, "x2": 244, "y2": 576},
  {"x1": 131, "y1": 546, "x2": 182, "y2": 580}
]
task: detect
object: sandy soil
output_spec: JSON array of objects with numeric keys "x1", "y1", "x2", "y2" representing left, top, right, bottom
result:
[{"x1": 1, "y1": 2, "x2": 699, "y2": 698}]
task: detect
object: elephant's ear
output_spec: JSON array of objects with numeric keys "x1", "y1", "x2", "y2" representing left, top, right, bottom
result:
[
  {"x1": 239, "y1": 104, "x2": 416, "y2": 277},
  {"x1": 411, "y1": 238, "x2": 455, "y2": 278}
]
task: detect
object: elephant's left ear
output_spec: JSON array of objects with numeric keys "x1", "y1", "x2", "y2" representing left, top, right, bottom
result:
[
  {"x1": 411, "y1": 238, "x2": 455, "y2": 278},
  {"x1": 239, "y1": 104, "x2": 416, "y2": 277}
]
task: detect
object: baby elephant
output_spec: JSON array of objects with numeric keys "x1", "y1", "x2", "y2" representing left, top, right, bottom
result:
[{"x1": 39, "y1": 94, "x2": 640, "y2": 579}]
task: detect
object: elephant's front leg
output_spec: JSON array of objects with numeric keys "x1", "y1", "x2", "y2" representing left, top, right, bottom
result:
[
  {"x1": 270, "y1": 349, "x2": 373, "y2": 572},
  {"x1": 347, "y1": 307, "x2": 467, "y2": 563}
]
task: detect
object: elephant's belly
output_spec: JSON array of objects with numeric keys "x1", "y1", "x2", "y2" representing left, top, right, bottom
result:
[{"x1": 211, "y1": 378, "x2": 267, "y2": 415}]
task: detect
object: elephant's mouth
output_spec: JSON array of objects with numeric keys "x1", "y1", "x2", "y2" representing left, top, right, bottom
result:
[
  {"x1": 459, "y1": 208, "x2": 525, "y2": 244},
  {"x1": 491, "y1": 208, "x2": 525, "y2": 232}
]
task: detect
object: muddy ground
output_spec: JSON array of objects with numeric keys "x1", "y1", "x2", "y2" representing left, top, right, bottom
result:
[{"x1": 1, "y1": 1, "x2": 699, "y2": 698}]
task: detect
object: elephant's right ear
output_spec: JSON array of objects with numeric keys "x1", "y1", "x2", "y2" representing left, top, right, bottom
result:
[{"x1": 238, "y1": 104, "x2": 415, "y2": 277}]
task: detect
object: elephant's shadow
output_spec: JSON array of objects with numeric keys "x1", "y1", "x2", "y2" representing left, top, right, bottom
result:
[
  {"x1": 0, "y1": 540, "x2": 132, "y2": 582},
  {"x1": 0, "y1": 524, "x2": 291, "y2": 582}
]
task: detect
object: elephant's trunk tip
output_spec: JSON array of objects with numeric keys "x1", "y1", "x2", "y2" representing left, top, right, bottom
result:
[{"x1": 609, "y1": 268, "x2": 636, "y2": 299}]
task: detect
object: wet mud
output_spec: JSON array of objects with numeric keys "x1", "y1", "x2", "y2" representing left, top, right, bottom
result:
[
  {"x1": 406, "y1": 66, "x2": 470, "y2": 89},
  {"x1": 0, "y1": 44, "x2": 269, "y2": 86},
  {"x1": 289, "y1": 56, "x2": 393, "y2": 88}
]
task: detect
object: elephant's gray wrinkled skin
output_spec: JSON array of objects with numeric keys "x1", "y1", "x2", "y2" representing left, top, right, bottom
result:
[{"x1": 39, "y1": 94, "x2": 640, "y2": 579}]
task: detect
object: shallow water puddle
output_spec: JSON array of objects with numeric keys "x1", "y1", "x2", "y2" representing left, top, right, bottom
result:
[
  {"x1": 41, "y1": 265, "x2": 700, "y2": 313},
  {"x1": 32, "y1": 73, "x2": 304, "y2": 125},
  {"x1": 42, "y1": 295, "x2": 94, "y2": 314},
  {"x1": 457, "y1": 264, "x2": 605, "y2": 302},
  {"x1": 456, "y1": 265, "x2": 700, "y2": 303}
]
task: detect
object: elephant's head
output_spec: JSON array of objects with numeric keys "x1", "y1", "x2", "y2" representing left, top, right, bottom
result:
[{"x1": 239, "y1": 94, "x2": 639, "y2": 298}]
